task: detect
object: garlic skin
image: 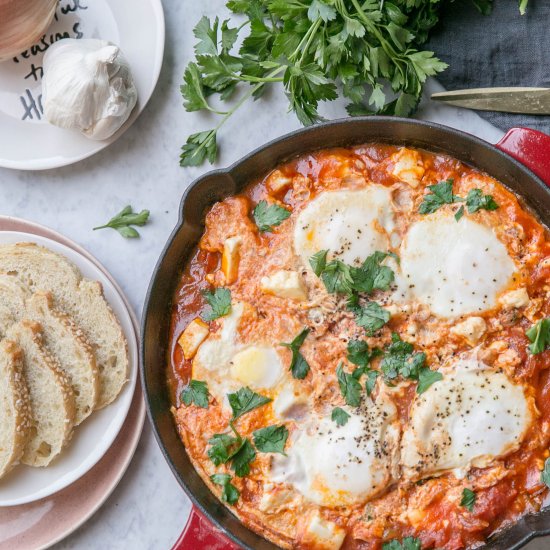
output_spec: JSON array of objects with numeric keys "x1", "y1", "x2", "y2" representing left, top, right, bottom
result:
[{"x1": 42, "y1": 39, "x2": 138, "y2": 140}]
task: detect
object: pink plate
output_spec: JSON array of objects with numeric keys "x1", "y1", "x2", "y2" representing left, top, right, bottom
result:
[{"x1": 0, "y1": 215, "x2": 145, "y2": 550}]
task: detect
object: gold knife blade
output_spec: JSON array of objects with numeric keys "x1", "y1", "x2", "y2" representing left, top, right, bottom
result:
[{"x1": 431, "y1": 87, "x2": 550, "y2": 115}]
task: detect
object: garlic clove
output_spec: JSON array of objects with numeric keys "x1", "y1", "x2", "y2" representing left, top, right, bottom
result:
[{"x1": 42, "y1": 38, "x2": 138, "y2": 141}]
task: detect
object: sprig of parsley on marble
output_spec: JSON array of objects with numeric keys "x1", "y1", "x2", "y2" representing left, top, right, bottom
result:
[{"x1": 93, "y1": 205, "x2": 150, "y2": 238}]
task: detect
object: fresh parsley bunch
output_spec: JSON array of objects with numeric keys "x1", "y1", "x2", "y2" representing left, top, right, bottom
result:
[{"x1": 181, "y1": 0, "x2": 529, "y2": 166}]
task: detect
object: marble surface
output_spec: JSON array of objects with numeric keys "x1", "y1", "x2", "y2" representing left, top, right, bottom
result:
[{"x1": 0, "y1": 1, "x2": 546, "y2": 549}]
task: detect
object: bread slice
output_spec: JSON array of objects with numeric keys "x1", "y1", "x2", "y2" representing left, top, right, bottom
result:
[
  {"x1": 0, "y1": 274, "x2": 99, "y2": 425},
  {"x1": 0, "y1": 243, "x2": 129, "y2": 409},
  {"x1": 7, "y1": 321, "x2": 76, "y2": 467},
  {"x1": 0, "y1": 340, "x2": 32, "y2": 479}
]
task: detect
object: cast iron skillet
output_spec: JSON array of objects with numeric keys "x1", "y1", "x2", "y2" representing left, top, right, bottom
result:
[{"x1": 141, "y1": 117, "x2": 550, "y2": 550}]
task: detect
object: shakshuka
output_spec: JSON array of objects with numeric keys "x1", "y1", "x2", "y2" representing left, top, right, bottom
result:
[{"x1": 168, "y1": 144, "x2": 550, "y2": 549}]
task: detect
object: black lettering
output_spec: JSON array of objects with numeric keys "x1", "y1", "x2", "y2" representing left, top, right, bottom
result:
[
  {"x1": 24, "y1": 64, "x2": 44, "y2": 82},
  {"x1": 73, "y1": 22, "x2": 84, "y2": 39}
]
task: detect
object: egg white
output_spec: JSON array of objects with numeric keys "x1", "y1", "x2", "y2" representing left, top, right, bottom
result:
[
  {"x1": 401, "y1": 358, "x2": 533, "y2": 480},
  {"x1": 269, "y1": 397, "x2": 399, "y2": 507},
  {"x1": 293, "y1": 187, "x2": 396, "y2": 267},
  {"x1": 192, "y1": 303, "x2": 285, "y2": 410},
  {"x1": 393, "y1": 213, "x2": 516, "y2": 318}
]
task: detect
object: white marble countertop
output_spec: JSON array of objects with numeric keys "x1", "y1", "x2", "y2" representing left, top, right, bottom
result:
[{"x1": 0, "y1": 1, "x2": 546, "y2": 549}]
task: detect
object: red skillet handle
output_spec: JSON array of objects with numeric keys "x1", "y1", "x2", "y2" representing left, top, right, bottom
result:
[
  {"x1": 172, "y1": 505, "x2": 240, "y2": 550},
  {"x1": 495, "y1": 127, "x2": 550, "y2": 187}
]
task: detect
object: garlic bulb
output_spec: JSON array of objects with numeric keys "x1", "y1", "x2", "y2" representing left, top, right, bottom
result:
[
  {"x1": 42, "y1": 39, "x2": 138, "y2": 141},
  {"x1": 0, "y1": 0, "x2": 57, "y2": 62}
]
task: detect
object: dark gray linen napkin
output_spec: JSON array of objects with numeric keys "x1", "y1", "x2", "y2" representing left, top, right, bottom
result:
[{"x1": 427, "y1": 0, "x2": 550, "y2": 133}]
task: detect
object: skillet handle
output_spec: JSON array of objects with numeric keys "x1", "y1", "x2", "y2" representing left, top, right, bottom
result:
[
  {"x1": 171, "y1": 505, "x2": 240, "y2": 550},
  {"x1": 495, "y1": 127, "x2": 550, "y2": 187}
]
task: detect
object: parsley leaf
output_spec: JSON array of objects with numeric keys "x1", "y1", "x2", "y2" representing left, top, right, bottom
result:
[
  {"x1": 228, "y1": 387, "x2": 272, "y2": 420},
  {"x1": 331, "y1": 406, "x2": 351, "y2": 426},
  {"x1": 93, "y1": 205, "x2": 150, "y2": 238},
  {"x1": 417, "y1": 367, "x2": 443, "y2": 394},
  {"x1": 541, "y1": 457, "x2": 550, "y2": 488},
  {"x1": 309, "y1": 249, "x2": 328, "y2": 276},
  {"x1": 466, "y1": 189, "x2": 499, "y2": 213},
  {"x1": 202, "y1": 287, "x2": 231, "y2": 321},
  {"x1": 253, "y1": 425, "x2": 289, "y2": 454},
  {"x1": 336, "y1": 362, "x2": 363, "y2": 407},
  {"x1": 350, "y1": 301, "x2": 391, "y2": 335},
  {"x1": 281, "y1": 328, "x2": 311, "y2": 379},
  {"x1": 230, "y1": 438, "x2": 256, "y2": 477},
  {"x1": 320, "y1": 259, "x2": 354, "y2": 294},
  {"x1": 526, "y1": 318, "x2": 550, "y2": 355},
  {"x1": 181, "y1": 379, "x2": 209, "y2": 408},
  {"x1": 380, "y1": 333, "x2": 440, "y2": 393},
  {"x1": 180, "y1": 129, "x2": 217, "y2": 167},
  {"x1": 418, "y1": 179, "x2": 464, "y2": 215},
  {"x1": 382, "y1": 537, "x2": 421, "y2": 550},
  {"x1": 207, "y1": 433, "x2": 241, "y2": 466},
  {"x1": 455, "y1": 205, "x2": 465, "y2": 222},
  {"x1": 365, "y1": 370, "x2": 379, "y2": 396},
  {"x1": 210, "y1": 473, "x2": 240, "y2": 505},
  {"x1": 252, "y1": 200, "x2": 291, "y2": 232},
  {"x1": 347, "y1": 339, "x2": 381, "y2": 368},
  {"x1": 460, "y1": 488, "x2": 477, "y2": 512},
  {"x1": 352, "y1": 251, "x2": 396, "y2": 293}
]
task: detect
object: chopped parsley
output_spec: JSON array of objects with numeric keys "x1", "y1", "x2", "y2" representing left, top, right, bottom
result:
[
  {"x1": 347, "y1": 339, "x2": 381, "y2": 368},
  {"x1": 181, "y1": 379, "x2": 209, "y2": 408},
  {"x1": 417, "y1": 367, "x2": 443, "y2": 394},
  {"x1": 418, "y1": 179, "x2": 499, "y2": 218},
  {"x1": 380, "y1": 333, "x2": 441, "y2": 394},
  {"x1": 466, "y1": 188, "x2": 499, "y2": 213},
  {"x1": 210, "y1": 473, "x2": 240, "y2": 505},
  {"x1": 253, "y1": 425, "x2": 289, "y2": 454},
  {"x1": 349, "y1": 300, "x2": 391, "y2": 336},
  {"x1": 336, "y1": 362, "x2": 363, "y2": 407},
  {"x1": 229, "y1": 438, "x2": 256, "y2": 477},
  {"x1": 309, "y1": 249, "x2": 328, "y2": 276},
  {"x1": 252, "y1": 200, "x2": 290, "y2": 232},
  {"x1": 418, "y1": 179, "x2": 463, "y2": 214},
  {"x1": 382, "y1": 537, "x2": 421, "y2": 550},
  {"x1": 281, "y1": 328, "x2": 310, "y2": 379},
  {"x1": 526, "y1": 317, "x2": 550, "y2": 355},
  {"x1": 311, "y1": 250, "x2": 396, "y2": 296},
  {"x1": 207, "y1": 433, "x2": 241, "y2": 466},
  {"x1": 319, "y1": 258, "x2": 355, "y2": 294},
  {"x1": 202, "y1": 287, "x2": 231, "y2": 321},
  {"x1": 460, "y1": 488, "x2": 477, "y2": 512},
  {"x1": 331, "y1": 406, "x2": 351, "y2": 426},
  {"x1": 541, "y1": 457, "x2": 550, "y2": 488},
  {"x1": 365, "y1": 370, "x2": 379, "y2": 396},
  {"x1": 227, "y1": 387, "x2": 272, "y2": 420}
]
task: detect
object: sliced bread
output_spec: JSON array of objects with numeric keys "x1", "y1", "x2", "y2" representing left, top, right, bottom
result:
[
  {"x1": 7, "y1": 321, "x2": 76, "y2": 467},
  {"x1": 0, "y1": 273, "x2": 100, "y2": 424},
  {"x1": 0, "y1": 243, "x2": 128, "y2": 409},
  {"x1": 0, "y1": 340, "x2": 32, "y2": 479}
]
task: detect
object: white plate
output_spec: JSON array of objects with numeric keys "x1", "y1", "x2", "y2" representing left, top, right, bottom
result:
[
  {"x1": 0, "y1": 0, "x2": 164, "y2": 170},
  {"x1": 0, "y1": 231, "x2": 138, "y2": 506}
]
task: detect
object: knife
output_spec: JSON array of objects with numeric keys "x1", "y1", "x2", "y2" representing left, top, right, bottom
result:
[{"x1": 431, "y1": 87, "x2": 550, "y2": 115}]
